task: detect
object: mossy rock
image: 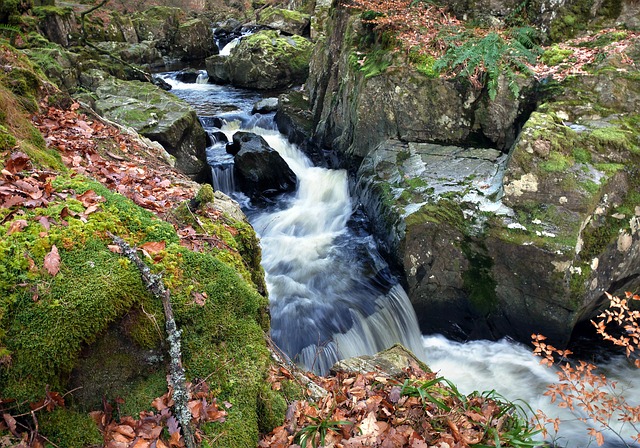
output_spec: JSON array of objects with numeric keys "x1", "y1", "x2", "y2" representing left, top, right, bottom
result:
[
  {"x1": 0, "y1": 175, "x2": 279, "y2": 446},
  {"x1": 226, "y1": 30, "x2": 313, "y2": 89},
  {"x1": 256, "y1": 7, "x2": 311, "y2": 36}
]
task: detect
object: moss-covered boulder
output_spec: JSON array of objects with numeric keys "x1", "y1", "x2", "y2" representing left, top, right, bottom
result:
[
  {"x1": 22, "y1": 44, "x2": 80, "y2": 91},
  {"x1": 33, "y1": 5, "x2": 79, "y2": 47},
  {"x1": 79, "y1": 70, "x2": 208, "y2": 180},
  {"x1": 83, "y1": 10, "x2": 139, "y2": 43},
  {"x1": 256, "y1": 7, "x2": 311, "y2": 36},
  {"x1": 130, "y1": 6, "x2": 217, "y2": 62},
  {"x1": 0, "y1": 39, "x2": 284, "y2": 446},
  {"x1": 172, "y1": 17, "x2": 218, "y2": 61},
  {"x1": 207, "y1": 30, "x2": 313, "y2": 90}
]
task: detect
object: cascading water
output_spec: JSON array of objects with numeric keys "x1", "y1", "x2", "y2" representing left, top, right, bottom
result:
[
  {"x1": 159, "y1": 72, "x2": 638, "y2": 448},
  {"x1": 247, "y1": 128, "x2": 425, "y2": 373}
]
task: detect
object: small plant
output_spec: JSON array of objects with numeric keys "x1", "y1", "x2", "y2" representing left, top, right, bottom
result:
[
  {"x1": 434, "y1": 28, "x2": 540, "y2": 100},
  {"x1": 294, "y1": 415, "x2": 354, "y2": 448}
]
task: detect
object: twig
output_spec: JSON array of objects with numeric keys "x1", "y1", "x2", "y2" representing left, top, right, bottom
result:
[{"x1": 108, "y1": 232, "x2": 196, "y2": 448}]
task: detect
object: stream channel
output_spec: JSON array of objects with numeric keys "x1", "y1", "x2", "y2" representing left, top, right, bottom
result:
[{"x1": 158, "y1": 71, "x2": 639, "y2": 448}]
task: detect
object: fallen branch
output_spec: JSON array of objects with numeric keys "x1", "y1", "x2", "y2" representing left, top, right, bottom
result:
[{"x1": 108, "y1": 232, "x2": 196, "y2": 448}]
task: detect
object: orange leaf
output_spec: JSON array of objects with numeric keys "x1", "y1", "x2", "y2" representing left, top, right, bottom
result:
[
  {"x1": 44, "y1": 245, "x2": 61, "y2": 276},
  {"x1": 139, "y1": 241, "x2": 166, "y2": 256},
  {"x1": 8, "y1": 219, "x2": 28, "y2": 235}
]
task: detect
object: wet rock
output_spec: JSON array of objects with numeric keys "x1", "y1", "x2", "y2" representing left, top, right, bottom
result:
[
  {"x1": 252, "y1": 97, "x2": 279, "y2": 114},
  {"x1": 331, "y1": 344, "x2": 430, "y2": 377},
  {"x1": 79, "y1": 70, "x2": 208, "y2": 180},
  {"x1": 232, "y1": 131, "x2": 297, "y2": 200}
]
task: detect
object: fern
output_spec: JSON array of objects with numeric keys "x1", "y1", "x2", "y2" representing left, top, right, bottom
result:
[
  {"x1": 433, "y1": 30, "x2": 540, "y2": 100},
  {"x1": 0, "y1": 24, "x2": 21, "y2": 45}
]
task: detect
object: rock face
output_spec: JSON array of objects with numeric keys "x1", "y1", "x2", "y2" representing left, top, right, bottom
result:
[
  {"x1": 307, "y1": 9, "x2": 536, "y2": 171},
  {"x1": 205, "y1": 30, "x2": 313, "y2": 90},
  {"x1": 231, "y1": 132, "x2": 298, "y2": 200},
  {"x1": 36, "y1": 6, "x2": 217, "y2": 62},
  {"x1": 79, "y1": 70, "x2": 208, "y2": 180},
  {"x1": 306, "y1": 7, "x2": 640, "y2": 347}
]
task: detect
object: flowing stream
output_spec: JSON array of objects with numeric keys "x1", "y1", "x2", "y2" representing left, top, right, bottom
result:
[{"x1": 160, "y1": 72, "x2": 639, "y2": 448}]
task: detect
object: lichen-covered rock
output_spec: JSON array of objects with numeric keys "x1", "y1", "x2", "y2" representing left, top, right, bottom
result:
[
  {"x1": 131, "y1": 6, "x2": 183, "y2": 46},
  {"x1": 232, "y1": 131, "x2": 298, "y2": 200},
  {"x1": 309, "y1": 5, "x2": 640, "y2": 348},
  {"x1": 33, "y1": 5, "x2": 79, "y2": 47},
  {"x1": 211, "y1": 30, "x2": 313, "y2": 90},
  {"x1": 205, "y1": 54, "x2": 231, "y2": 83},
  {"x1": 92, "y1": 41, "x2": 164, "y2": 68},
  {"x1": 79, "y1": 70, "x2": 208, "y2": 180},
  {"x1": 172, "y1": 17, "x2": 218, "y2": 61},
  {"x1": 84, "y1": 11, "x2": 139, "y2": 43},
  {"x1": 23, "y1": 44, "x2": 80, "y2": 91},
  {"x1": 331, "y1": 343, "x2": 430, "y2": 377},
  {"x1": 256, "y1": 7, "x2": 311, "y2": 36}
]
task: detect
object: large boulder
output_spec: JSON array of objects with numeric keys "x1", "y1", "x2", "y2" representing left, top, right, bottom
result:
[
  {"x1": 256, "y1": 7, "x2": 311, "y2": 36},
  {"x1": 84, "y1": 10, "x2": 139, "y2": 43},
  {"x1": 206, "y1": 30, "x2": 313, "y2": 90},
  {"x1": 79, "y1": 70, "x2": 208, "y2": 180},
  {"x1": 92, "y1": 41, "x2": 164, "y2": 68},
  {"x1": 231, "y1": 132, "x2": 297, "y2": 200},
  {"x1": 33, "y1": 5, "x2": 79, "y2": 47},
  {"x1": 172, "y1": 17, "x2": 218, "y2": 61}
]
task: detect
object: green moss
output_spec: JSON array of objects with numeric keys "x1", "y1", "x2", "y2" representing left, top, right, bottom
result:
[
  {"x1": 407, "y1": 50, "x2": 438, "y2": 77},
  {"x1": 0, "y1": 124, "x2": 17, "y2": 150},
  {"x1": 38, "y1": 409, "x2": 103, "y2": 448},
  {"x1": 461, "y1": 240, "x2": 497, "y2": 315},
  {"x1": 571, "y1": 146, "x2": 591, "y2": 164},
  {"x1": 405, "y1": 200, "x2": 466, "y2": 231},
  {"x1": 257, "y1": 382, "x2": 288, "y2": 433},
  {"x1": 540, "y1": 150, "x2": 573, "y2": 172},
  {"x1": 196, "y1": 183, "x2": 215, "y2": 205},
  {"x1": 540, "y1": 45, "x2": 574, "y2": 66},
  {"x1": 590, "y1": 127, "x2": 638, "y2": 153},
  {"x1": 116, "y1": 369, "x2": 168, "y2": 417}
]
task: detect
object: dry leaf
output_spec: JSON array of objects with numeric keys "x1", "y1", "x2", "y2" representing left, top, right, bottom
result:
[
  {"x1": 8, "y1": 219, "x2": 28, "y2": 235},
  {"x1": 139, "y1": 241, "x2": 166, "y2": 256},
  {"x1": 44, "y1": 245, "x2": 61, "y2": 276}
]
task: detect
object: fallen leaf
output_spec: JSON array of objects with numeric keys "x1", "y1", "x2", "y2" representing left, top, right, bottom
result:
[
  {"x1": 44, "y1": 245, "x2": 61, "y2": 276},
  {"x1": 108, "y1": 244, "x2": 122, "y2": 254},
  {"x1": 191, "y1": 291, "x2": 206, "y2": 306},
  {"x1": 8, "y1": 219, "x2": 28, "y2": 235},
  {"x1": 5, "y1": 152, "x2": 30, "y2": 174},
  {"x1": 139, "y1": 241, "x2": 166, "y2": 256}
]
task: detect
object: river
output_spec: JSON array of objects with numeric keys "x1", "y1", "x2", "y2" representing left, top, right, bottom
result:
[{"x1": 159, "y1": 71, "x2": 639, "y2": 448}]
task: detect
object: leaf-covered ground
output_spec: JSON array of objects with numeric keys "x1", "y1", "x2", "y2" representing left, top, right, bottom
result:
[{"x1": 259, "y1": 361, "x2": 538, "y2": 448}]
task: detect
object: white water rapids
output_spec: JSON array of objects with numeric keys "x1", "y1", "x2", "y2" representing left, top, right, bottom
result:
[{"x1": 160, "y1": 73, "x2": 639, "y2": 448}]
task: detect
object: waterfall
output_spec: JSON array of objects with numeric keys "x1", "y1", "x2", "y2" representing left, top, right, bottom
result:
[
  {"x1": 161, "y1": 71, "x2": 638, "y2": 448},
  {"x1": 246, "y1": 128, "x2": 425, "y2": 374},
  {"x1": 219, "y1": 37, "x2": 240, "y2": 56},
  {"x1": 196, "y1": 71, "x2": 208, "y2": 84}
]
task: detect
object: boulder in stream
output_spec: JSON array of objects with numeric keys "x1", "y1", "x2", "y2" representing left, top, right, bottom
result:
[
  {"x1": 206, "y1": 30, "x2": 313, "y2": 90},
  {"x1": 231, "y1": 131, "x2": 298, "y2": 200}
]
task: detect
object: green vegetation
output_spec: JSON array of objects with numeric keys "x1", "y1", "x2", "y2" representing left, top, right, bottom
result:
[{"x1": 540, "y1": 44, "x2": 574, "y2": 66}]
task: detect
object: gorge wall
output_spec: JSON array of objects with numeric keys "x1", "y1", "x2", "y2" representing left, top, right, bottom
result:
[{"x1": 303, "y1": 1, "x2": 640, "y2": 346}]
